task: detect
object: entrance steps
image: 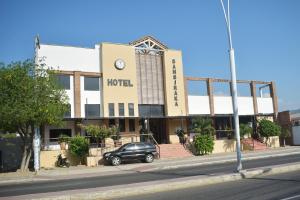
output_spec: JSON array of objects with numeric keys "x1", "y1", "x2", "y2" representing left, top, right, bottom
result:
[
  {"x1": 242, "y1": 138, "x2": 268, "y2": 151},
  {"x1": 158, "y1": 144, "x2": 193, "y2": 159}
]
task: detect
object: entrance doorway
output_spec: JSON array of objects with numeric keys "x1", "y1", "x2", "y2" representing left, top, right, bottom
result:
[
  {"x1": 139, "y1": 118, "x2": 167, "y2": 144},
  {"x1": 149, "y1": 118, "x2": 167, "y2": 144}
]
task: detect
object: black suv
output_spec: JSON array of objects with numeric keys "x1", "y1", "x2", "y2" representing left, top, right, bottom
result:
[{"x1": 103, "y1": 142, "x2": 158, "y2": 166}]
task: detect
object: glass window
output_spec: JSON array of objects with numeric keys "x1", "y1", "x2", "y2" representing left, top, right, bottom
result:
[
  {"x1": 49, "y1": 129, "x2": 71, "y2": 142},
  {"x1": 119, "y1": 103, "x2": 124, "y2": 116},
  {"x1": 138, "y1": 105, "x2": 164, "y2": 117},
  {"x1": 125, "y1": 144, "x2": 136, "y2": 151},
  {"x1": 84, "y1": 77, "x2": 99, "y2": 91},
  {"x1": 109, "y1": 103, "x2": 115, "y2": 117},
  {"x1": 129, "y1": 119, "x2": 135, "y2": 132},
  {"x1": 119, "y1": 119, "x2": 125, "y2": 132},
  {"x1": 64, "y1": 104, "x2": 71, "y2": 118},
  {"x1": 85, "y1": 104, "x2": 100, "y2": 117},
  {"x1": 55, "y1": 75, "x2": 70, "y2": 90},
  {"x1": 128, "y1": 103, "x2": 134, "y2": 116}
]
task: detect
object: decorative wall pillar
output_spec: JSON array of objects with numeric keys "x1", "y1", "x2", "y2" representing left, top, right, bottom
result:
[
  {"x1": 207, "y1": 78, "x2": 214, "y2": 116},
  {"x1": 74, "y1": 71, "x2": 81, "y2": 118},
  {"x1": 250, "y1": 81, "x2": 258, "y2": 115},
  {"x1": 269, "y1": 81, "x2": 278, "y2": 120}
]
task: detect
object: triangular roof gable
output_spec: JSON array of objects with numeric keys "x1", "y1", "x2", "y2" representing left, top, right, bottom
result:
[{"x1": 129, "y1": 35, "x2": 168, "y2": 50}]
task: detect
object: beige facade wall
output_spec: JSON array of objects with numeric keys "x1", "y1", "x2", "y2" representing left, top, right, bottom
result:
[
  {"x1": 163, "y1": 50, "x2": 187, "y2": 116},
  {"x1": 213, "y1": 139, "x2": 236, "y2": 154},
  {"x1": 101, "y1": 43, "x2": 139, "y2": 118},
  {"x1": 40, "y1": 150, "x2": 80, "y2": 168},
  {"x1": 167, "y1": 118, "x2": 187, "y2": 144},
  {"x1": 263, "y1": 136, "x2": 280, "y2": 148}
]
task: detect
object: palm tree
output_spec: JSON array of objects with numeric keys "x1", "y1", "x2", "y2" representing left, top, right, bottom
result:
[{"x1": 191, "y1": 117, "x2": 215, "y2": 136}]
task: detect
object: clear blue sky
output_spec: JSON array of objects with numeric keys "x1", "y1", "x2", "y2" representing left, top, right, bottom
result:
[{"x1": 0, "y1": 0, "x2": 299, "y2": 111}]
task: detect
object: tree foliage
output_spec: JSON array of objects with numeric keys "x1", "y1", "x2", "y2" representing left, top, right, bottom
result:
[
  {"x1": 81, "y1": 124, "x2": 116, "y2": 146},
  {"x1": 258, "y1": 119, "x2": 281, "y2": 144},
  {"x1": 191, "y1": 117, "x2": 215, "y2": 136},
  {"x1": 0, "y1": 60, "x2": 69, "y2": 171},
  {"x1": 239, "y1": 123, "x2": 252, "y2": 138}
]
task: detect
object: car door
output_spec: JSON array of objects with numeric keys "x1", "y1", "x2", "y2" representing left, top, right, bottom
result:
[
  {"x1": 135, "y1": 143, "x2": 146, "y2": 159},
  {"x1": 121, "y1": 144, "x2": 136, "y2": 160}
]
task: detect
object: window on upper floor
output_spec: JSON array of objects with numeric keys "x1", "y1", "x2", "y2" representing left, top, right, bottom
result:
[
  {"x1": 128, "y1": 103, "x2": 134, "y2": 116},
  {"x1": 55, "y1": 74, "x2": 70, "y2": 90},
  {"x1": 84, "y1": 77, "x2": 99, "y2": 91},
  {"x1": 119, "y1": 103, "x2": 124, "y2": 116},
  {"x1": 85, "y1": 104, "x2": 100, "y2": 118},
  {"x1": 109, "y1": 103, "x2": 115, "y2": 117}
]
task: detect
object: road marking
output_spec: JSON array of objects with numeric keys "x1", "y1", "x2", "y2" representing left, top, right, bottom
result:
[{"x1": 281, "y1": 194, "x2": 300, "y2": 200}]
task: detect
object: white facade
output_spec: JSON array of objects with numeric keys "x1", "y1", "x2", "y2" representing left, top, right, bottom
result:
[
  {"x1": 188, "y1": 96, "x2": 210, "y2": 115},
  {"x1": 80, "y1": 76, "x2": 103, "y2": 118},
  {"x1": 66, "y1": 75, "x2": 75, "y2": 118},
  {"x1": 257, "y1": 97, "x2": 274, "y2": 114},
  {"x1": 37, "y1": 44, "x2": 101, "y2": 72},
  {"x1": 188, "y1": 95, "x2": 273, "y2": 116}
]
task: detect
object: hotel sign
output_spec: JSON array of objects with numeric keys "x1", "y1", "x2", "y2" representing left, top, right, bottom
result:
[
  {"x1": 172, "y1": 59, "x2": 178, "y2": 107},
  {"x1": 107, "y1": 79, "x2": 133, "y2": 87}
]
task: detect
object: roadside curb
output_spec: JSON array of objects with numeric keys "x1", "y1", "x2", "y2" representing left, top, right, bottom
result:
[
  {"x1": 0, "y1": 150, "x2": 300, "y2": 186},
  {"x1": 23, "y1": 162, "x2": 300, "y2": 200}
]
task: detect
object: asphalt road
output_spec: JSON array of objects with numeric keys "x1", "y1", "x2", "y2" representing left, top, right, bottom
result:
[
  {"x1": 115, "y1": 170, "x2": 300, "y2": 200},
  {"x1": 0, "y1": 154, "x2": 300, "y2": 197}
]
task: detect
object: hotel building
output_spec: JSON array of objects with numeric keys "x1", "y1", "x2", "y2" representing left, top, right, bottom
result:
[{"x1": 35, "y1": 36, "x2": 278, "y2": 150}]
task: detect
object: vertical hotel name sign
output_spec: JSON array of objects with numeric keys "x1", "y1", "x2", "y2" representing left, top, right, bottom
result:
[{"x1": 172, "y1": 59, "x2": 178, "y2": 107}]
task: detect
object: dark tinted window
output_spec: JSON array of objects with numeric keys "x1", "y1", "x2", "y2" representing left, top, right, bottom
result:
[
  {"x1": 128, "y1": 103, "x2": 134, "y2": 116},
  {"x1": 138, "y1": 105, "x2": 164, "y2": 117},
  {"x1": 49, "y1": 129, "x2": 71, "y2": 142},
  {"x1": 136, "y1": 143, "x2": 145, "y2": 149},
  {"x1": 56, "y1": 75, "x2": 70, "y2": 90},
  {"x1": 109, "y1": 103, "x2": 115, "y2": 117},
  {"x1": 85, "y1": 104, "x2": 100, "y2": 117},
  {"x1": 129, "y1": 119, "x2": 135, "y2": 132},
  {"x1": 125, "y1": 144, "x2": 136, "y2": 151},
  {"x1": 119, "y1": 119, "x2": 125, "y2": 132},
  {"x1": 84, "y1": 77, "x2": 99, "y2": 91},
  {"x1": 119, "y1": 103, "x2": 124, "y2": 116}
]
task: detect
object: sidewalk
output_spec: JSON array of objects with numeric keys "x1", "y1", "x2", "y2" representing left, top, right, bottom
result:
[{"x1": 1, "y1": 146, "x2": 300, "y2": 185}]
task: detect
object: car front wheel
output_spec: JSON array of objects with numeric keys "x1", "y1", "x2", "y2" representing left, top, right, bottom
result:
[
  {"x1": 145, "y1": 154, "x2": 154, "y2": 163},
  {"x1": 111, "y1": 156, "x2": 121, "y2": 166}
]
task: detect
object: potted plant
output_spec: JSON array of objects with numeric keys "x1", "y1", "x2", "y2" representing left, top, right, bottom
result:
[{"x1": 58, "y1": 134, "x2": 69, "y2": 150}]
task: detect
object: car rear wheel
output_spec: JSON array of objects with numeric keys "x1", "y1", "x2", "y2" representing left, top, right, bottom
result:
[
  {"x1": 111, "y1": 156, "x2": 121, "y2": 166},
  {"x1": 145, "y1": 154, "x2": 154, "y2": 163}
]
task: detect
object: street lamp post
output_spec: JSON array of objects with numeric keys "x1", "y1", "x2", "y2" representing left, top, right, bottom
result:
[{"x1": 220, "y1": 0, "x2": 242, "y2": 172}]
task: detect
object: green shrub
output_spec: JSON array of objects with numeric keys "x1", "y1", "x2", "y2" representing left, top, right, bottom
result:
[
  {"x1": 194, "y1": 134, "x2": 214, "y2": 155},
  {"x1": 69, "y1": 136, "x2": 89, "y2": 161},
  {"x1": 258, "y1": 119, "x2": 281, "y2": 144}
]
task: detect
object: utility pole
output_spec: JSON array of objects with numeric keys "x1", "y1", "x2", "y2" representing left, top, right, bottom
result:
[{"x1": 220, "y1": 0, "x2": 242, "y2": 172}]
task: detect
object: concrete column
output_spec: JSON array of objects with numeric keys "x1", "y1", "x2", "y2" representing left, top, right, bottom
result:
[
  {"x1": 207, "y1": 78, "x2": 214, "y2": 116},
  {"x1": 74, "y1": 72, "x2": 81, "y2": 118},
  {"x1": 250, "y1": 81, "x2": 258, "y2": 115},
  {"x1": 269, "y1": 81, "x2": 278, "y2": 120}
]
